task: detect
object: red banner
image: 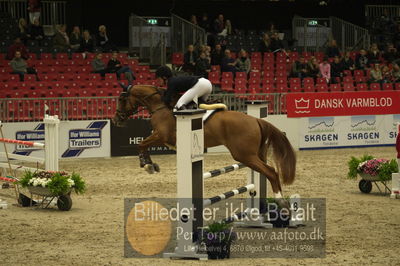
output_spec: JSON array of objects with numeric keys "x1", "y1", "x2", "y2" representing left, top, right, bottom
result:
[{"x1": 286, "y1": 91, "x2": 400, "y2": 117}]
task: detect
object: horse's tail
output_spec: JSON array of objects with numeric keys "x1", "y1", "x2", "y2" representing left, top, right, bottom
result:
[{"x1": 257, "y1": 119, "x2": 296, "y2": 185}]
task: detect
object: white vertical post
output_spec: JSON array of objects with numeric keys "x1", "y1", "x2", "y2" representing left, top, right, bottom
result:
[
  {"x1": 390, "y1": 123, "x2": 400, "y2": 199},
  {"x1": 164, "y1": 109, "x2": 208, "y2": 260},
  {"x1": 43, "y1": 115, "x2": 60, "y2": 171},
  {"x1": 235, "y1": 101, "x2": 272, "y2": 228}
]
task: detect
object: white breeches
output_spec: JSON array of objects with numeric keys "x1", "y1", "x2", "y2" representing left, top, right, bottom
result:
[{"x1": 175, "y1": 78, "x2": 212, "y2": 108}]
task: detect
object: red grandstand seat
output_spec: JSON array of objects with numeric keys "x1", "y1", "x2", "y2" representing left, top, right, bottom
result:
[
  {"x1": 235, "y1": 72, "x2": 247, "y2": 80},
  {"x1": 221, "y1": 72, "x2": 233, "y2": 80},
  {"x1": 354, "y1": 76, "x2": 367, "y2": 83},
  {"x1": 235, "y1": 78, "x2": 247, "y2": 89},
  {"x1": 303, "y1": 84, "x2": 315, "y2": 92},
  {"x1": 275, "y1": 64, "x2": 286, "y2": 72},
  {"x1": 41, "y1": 53, "x2": 52, "y2": 60},
  {"x1": 262, "y1": 78, "x2": 274, "y2": 87},
  {"x1": 382, "y1": 83, "x2": 394, "y2": 90},
  {"x1": 356, "y1": 83, "x2": 368, "y2": 91},
  {"x1": 208, "y1": 71, "x2": 220, "y2": 85},
  {"x1": 369, "y1": 83, "x2": 381, "y2": 91},
  {"x1": 343, "y1": 83, "x2": 355, "y2": 91},
  {"x1": 211, "y1": 65, "x2": 220, "y2": 72},
  {"x1": 343, "y1": 76, "x2": 354, "y2": 84},
  {"x1": 315, "y1": 83, "x2": 329, "y2": 92},
  {"x1": 263, "y1": 63, "x2": 274, "y2": 72},
  {"x1": 248, "y1": 83, "x2": 262, "y2": 93},
  {"x1": 275, "y1": 71, "x2": 287, "y2": 78},
  {"x1": 221, "y1": 79, "x2": 233, "y2": 92},
  {"x1": 354, "y1": 69, "x2": 365, "y2": 77},
  {"x1": 289, "y1": 84, "x2": 301, "y2": 93},
  {"x1": 316, "y1": 77, "x2": 327, "y2": 84},
  {"x1": 248, "y1": 77, "x2": 261, "y2": 87},
  {"x1": 251, "y1": 58, "x2": 262, "y2": 66},
  {"x1": 104, "y1": 73, "x2": 116, "y2": 81},
  {"x1": 251, "y1": 65, "x2": 261, "y2": 72},
  {"x1": 329, "y1": 83, "x2": 342, "y2": 92},
  {"x1": 72, "y1": 53, "x2": 84, "y2": 60},
  {"x1": 303, "y1": 77, "x2": 314, "y2": 85},
  {"x1": 263, "y1": 84, "x2": 276, "y2": 93},
  {"x1": 172, "y1": 53, "x2": 184, "y2": 69},
  {"x1": 251, "y1": 52, "x2": 261, "y2": 59},
  {"x1": 276, "y1": 84, "x2": 289, "y2": 93},
  {"x1": 343, "y1": 70, "x2": 352, "y2": 77},
  {"x1": 249, "y1": 71, "x2": 261, "y2": 80},
  {"x1": 395, "y1": 83, "x2": 400, "y2": 90},
  {"x1": 262, "y1": 71, "x2": 274, "y2": 79},
  {"x1": 289, "y1": 78, "x2": 301, "y2": 85},
  {"x1": 275, "y1": 77, "x2": 287, "y2": 85}
]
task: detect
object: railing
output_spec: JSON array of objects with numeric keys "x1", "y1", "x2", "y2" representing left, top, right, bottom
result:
[
  {"x1": 330, "y1": 16, "x2": 370, "y2": 51},
  {"x1": 292, "y1": 16, "x2": 331, "y2": 52},
  {"x1": 365, "y1": 5, "x2": 400, "y2": 20},
  {"x1": 128, "y1": 13, "x2": 168, "y2": 66},
  {"x1": 0, "y1": 93, "x2": 286, "y2": 122},
  {"x1": 0, "y1": 0, "x2": 66, "y2": 25},
  {"x1": 171, "y1": 13, "x2": 206, "y2": 53}
]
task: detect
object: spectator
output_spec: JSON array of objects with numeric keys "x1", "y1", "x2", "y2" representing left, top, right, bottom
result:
[
  {"x1": 27, "y1": 0, "x2": 41, "y2": 24},
  {"x1": 97, "y1": 25, "x2": 117, "y2": 52},
  {"x1": 341, "y1": 52, "x2": 355, "y2": 71},
  {"x1": 18, "y1": 18, "x2": 30, "y2": 43},
  {"x1": 355, "y1": 49, "x2": 369, "y2": 70},
  {"x1": 307, "y1": 57, "x2": 320, "y2": 78},
  {"x1": 91, "y1": 52, "x2": 108, "y2": 77},
  {"x1": 204, "y1": 45, "x2": 212, "y2": 63},
  {"x1": 266, "y1": 22, "x2": 278, "y2": 37},
  {"x1": 69, "y1": 26, "x2": 82, "y2": 51},
  {"x1": 234, "y1": 49, "x2": 251, "y2": 74},
  {"x1": 6, "y1": 37, "x2": 28, "y2": 60},
  {"x1": 326, "y1": 39, "x2": 340, "y2": 58},
  {"x1": 383, "y1": 43, "x2": 399, "y2": 63},
  {"x1": 292, "y1": 56, "x2": 308, "y2": 79},
  {"x1": 394, "y1": 24, "x2": 400, "y2": 50},
  {"x1": 107, "y1": 52, "x2": 135, "y2": 83},
  {"x1": 195, "y1": 52, "x2": 211, "y2": 78},
  {"x1": 392, "y1": 63, "x2": 400, "y2": 82},
  {"x1": 381, "y1": 65, "x2": 392, "y2": 83},
  {"x1": 258, "y1": 33, "x2": 271, "y2": 53},
  {"x1": 53, "y1": 24, "x2": 70, "y2": 51},
  {"x1": 330, "y1": 56, "x2": 344, "y2": 82},
  {"x1": 369, "y1": 63, "x2": 383, "y2": 83},
  {"x1": 223, "y1": 19, "x2": 233, "y2": 36},
  {"x1": 211, "y1": 44, "x2": 224, "y2": 66},
  {"x1": 190, "y1": 15, "x2": 198, "y2": 25},
  {"x1": 199, "y1": 13, "x2": 210, "y2": 32},
  {"x1": 213, "y1": 14, "x2": 225, "y2": 34},
  {"x1": 269, "y1": 32, "x2": 284, "y2": 52},
  {"x1": 28, "y1": 18, "x2": 44, "y2": 41},
  {"x1": 319, "y1": 57, "x2": 331, "y2": 83},
  {"x1": 183, "y1": 44, "x2": 197, "y2": 73},
  {"x1": 10, "y1": 51, "x2": 38, "y2": 81},
  {"x1": 221, "y1": 49, "x2": 236, "y2": 73},
  {"x1": 367, "y1": 43, "x2": 381, "y2": 64},
  {"x1": 79, "y1": 30, "x2": 94, "y2": 53}
]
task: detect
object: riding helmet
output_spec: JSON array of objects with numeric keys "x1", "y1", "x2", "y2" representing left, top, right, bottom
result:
[{"x1": 155, "y1": 66, "x2": 173, "y2": 79}]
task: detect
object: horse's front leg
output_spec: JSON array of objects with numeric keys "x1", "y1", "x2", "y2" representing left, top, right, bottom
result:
[{"x1": 138, "y1": 131, "x2": 166, "y2": 174}]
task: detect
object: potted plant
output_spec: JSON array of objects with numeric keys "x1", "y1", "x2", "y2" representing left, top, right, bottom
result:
[
  {"x1": 18, "y1": 170, "x2": 86, "y2": 211},
  {"x1": 197, "y1": 222, "x2": 236, "y2": 259},
  {"x1": 347, "y1": 155, "x2": 398, "y2": 193}
]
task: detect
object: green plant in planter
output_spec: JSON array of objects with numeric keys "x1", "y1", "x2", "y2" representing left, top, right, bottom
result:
[
  {"x1": 19, "y1": 170, "x2": 86, "y2": 195},
  {"x1": 347, "y1": 155, "x2": 398, "y2": 181},
  {"x1": 198, "y1": 221, "x2": 236, "y2": 259}
]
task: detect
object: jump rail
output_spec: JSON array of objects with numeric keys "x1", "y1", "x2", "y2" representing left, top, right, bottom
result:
[{"x1": 0, "y1": 138, "x2": 45, "y2": 148}]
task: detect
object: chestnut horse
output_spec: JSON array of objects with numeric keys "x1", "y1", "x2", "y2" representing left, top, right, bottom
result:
[{"x1": 113, "y1": 85, "x2": 296, "y2": 202}]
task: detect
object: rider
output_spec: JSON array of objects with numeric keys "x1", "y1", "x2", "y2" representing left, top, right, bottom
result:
[{"x1": 155, "y1": 66, "x2": 212, "y2": 111}]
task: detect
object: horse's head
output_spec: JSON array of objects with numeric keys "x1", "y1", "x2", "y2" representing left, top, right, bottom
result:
[{"x1": 112, "y1": 84, "x2": 165, "y2": 127}]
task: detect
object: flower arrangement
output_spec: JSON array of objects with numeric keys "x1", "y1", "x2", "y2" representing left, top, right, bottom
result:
[
  {"x1": 348, "y1": 155, "x2": 398, "y2": 181},
  {"x1": 19, "y1": 170, "x2": 86, "y2": 196}
]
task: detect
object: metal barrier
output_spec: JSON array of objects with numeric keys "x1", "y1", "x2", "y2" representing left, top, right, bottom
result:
[
  {"x1": 128, "y1": 13, "x2": 168, "y2": 66},
  {"x1": 0, "y1": 0, "x2": 66, "y2": 25},
  {"x1": 366, "y1": 5, "x2": 400, "y2": 20},
  {"x1": 330, "y1": 16, "x2": 370, "y2": 51},
  {"x1": 171, "y1": 13, "x2": 206, "y2": 53},
  {"x1": 0, "y1": 93, "x2": 286, "y2": 122},
  {"x1": 292, "y1": 16, "x2": 331, "y2": 52}
]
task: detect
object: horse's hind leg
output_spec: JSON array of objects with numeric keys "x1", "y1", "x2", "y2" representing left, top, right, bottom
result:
[{"x1": 138, "y1": 131, "x2": 168, "y2": 174}]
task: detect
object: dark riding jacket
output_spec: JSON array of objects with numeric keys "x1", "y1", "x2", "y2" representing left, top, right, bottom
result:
[{"x1": 163, "y1": 76, "x2": 201, "y2": 105}]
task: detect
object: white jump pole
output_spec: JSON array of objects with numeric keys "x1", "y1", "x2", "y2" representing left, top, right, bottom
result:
[
  {"x1": 164, "y1": 109, "x2": 208, "y2": 260},
  {"x1": 390, "y1": 122, "x2": 400, "y2": 199},
  {"x1": 44, "y1": 114, "x2": 60, "y2": 171}
]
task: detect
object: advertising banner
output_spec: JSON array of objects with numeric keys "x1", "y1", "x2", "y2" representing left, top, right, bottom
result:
[
  {"x1": 299, "y1": 114, "x2": 399, "y2": 149},
  {"x1": 111, "y1": 119, "x2": 175, "y2": 156},
  {"x1": 287, "y1": 91, "x2": 400, "y2": 118},
  {"x1": 0, "y1": 120, "x2": 111, "y2": 158}
]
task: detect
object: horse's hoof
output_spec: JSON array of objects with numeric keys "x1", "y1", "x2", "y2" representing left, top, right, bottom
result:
[
  {"x1": 144, "y1": 164, "x2": 155, "y2": 174},
  {"x1": 275, "y1": 198, "x2": 291, "y2": 211},
  {"x1": 153, "y1": 163, "x2": 160, "y2": 172}
]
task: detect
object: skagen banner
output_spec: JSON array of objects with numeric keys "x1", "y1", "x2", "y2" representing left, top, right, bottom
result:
[
  {"x1": 111, "y1": 119, "x2": 175, "y2": 156},
  {"x1": 299, "y1": 114, "x2": 400, "y2": 149},
  {"x1": 287, "y1": 91, "x2": 400, "y2": 118}
]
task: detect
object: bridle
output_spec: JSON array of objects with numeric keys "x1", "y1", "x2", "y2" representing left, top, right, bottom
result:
[{"x1": 116, "y1": 86, "x2": 168, "y2": 121}]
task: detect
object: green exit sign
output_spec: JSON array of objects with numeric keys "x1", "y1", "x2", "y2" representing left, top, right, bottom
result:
[
  {"x1": 147, "y1": 19, "x2": 157, "y2": 25},
  {"x1": 308, "y1": 20, "x2": 318, "y2": 26}
]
